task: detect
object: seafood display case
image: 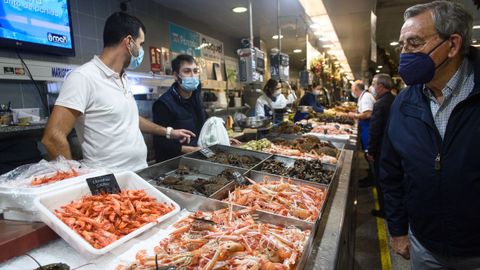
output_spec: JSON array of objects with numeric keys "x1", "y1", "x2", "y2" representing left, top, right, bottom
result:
[
  {"x1": 136, "y1": 156, "x2": 250, "y2": 197},
  {"x1": 184, "y1": 144, "x2": 272, "y2": 169}
]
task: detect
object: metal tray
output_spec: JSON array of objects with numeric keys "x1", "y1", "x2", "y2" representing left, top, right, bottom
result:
[
  {"x1": 185, "y1": 144, "x2": 272, "y2": 169},
  {"x1": 210, "y1": 171, "x2": 329, "y2": 227},
  {"x1": 136, "y1": 156, "x2": 249, "y2": 197},
  {"x1": 251, "y1": 154, "x2": 338, "y2": 182},
  {"x1": 145, "y1": 185, "x2": 315, "y2": 270}
]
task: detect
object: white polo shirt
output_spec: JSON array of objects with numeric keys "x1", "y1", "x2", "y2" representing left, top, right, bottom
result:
[
  {"x1": 55, "y1": 56, "x2": 148, "y2": 172},
  {"x1": 357, "y1": 90, "x2": 375, "y2": 113}
]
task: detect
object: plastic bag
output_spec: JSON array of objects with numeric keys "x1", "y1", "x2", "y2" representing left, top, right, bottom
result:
[
  {"x1": 0, "y1": 156, "x2": 95, "y2": 188},
  {"x1": 198, "y1": 117, "x2": 231, "y2": 148}
]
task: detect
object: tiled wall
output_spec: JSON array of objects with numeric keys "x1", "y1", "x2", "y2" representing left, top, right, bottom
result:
[{"x1": 0, "y1": 0, "x2": 239, "y2": 113}]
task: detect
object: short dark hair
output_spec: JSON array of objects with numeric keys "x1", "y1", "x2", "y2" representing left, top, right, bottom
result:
[
  {"x1": 263, "y1": 78, "x2": 279, "y2": 97},
  {"x1": 103, "y1": 12, "x2": 146, "y2": 48},
  {"x1": 172, "y1": 54, "x2": 197, "y2": 74}
]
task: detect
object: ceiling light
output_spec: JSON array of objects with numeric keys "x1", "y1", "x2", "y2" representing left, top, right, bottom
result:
[
  {"x1": 474, "y1": 44, "x2": 480, "y2": 47},
  {"x1": 272, "y1": 35, "x2": 284, "y2": 39},
  {"x1": 473, "y1": 39, "x2": 478, "y2": 44},
  {"x1": 293, "y1": 49, "x2": 302, "y2": 53},
  {"x1": 318, "y1": 36, "x2": 329, "y2": 42},
  {"x1": 322, "y1": 44, "x2": 333, "y2": 48},
  {"x1": 473, "y1": 25, "x2": 480, "y2": 29},
  {"x1": 376, "y1": 70, "x2": 380, "y2": 73},
  {"x1": 390, "y1": 41, "x2": 399, "y2": 46},
  {"x1": 377, "y1": 65, "x2": 383, "y2": 68},
  {"x1": 232, "y1": 7, "x2": 248, "y2": 13}
]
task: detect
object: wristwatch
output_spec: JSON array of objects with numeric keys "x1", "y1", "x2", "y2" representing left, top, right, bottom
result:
[{"x1": 166, "y1": 127, "x2": 173, "y2": 139}]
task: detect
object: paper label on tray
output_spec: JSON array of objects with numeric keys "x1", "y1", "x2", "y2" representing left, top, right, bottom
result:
[
  {"x1": 232, "y1": 170, "x2": 247, "y2": 185},
  {"x1": 200, "y1": 147, "x2": 215, "y2": 158},
  {"x1": 86, "y1": 174, "x2": 121, "y2": 195}
]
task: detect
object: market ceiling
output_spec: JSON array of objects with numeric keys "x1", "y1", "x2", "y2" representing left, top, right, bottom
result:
[
  {"x1": 152, "y1": 0, "x2": 480, "y2": 80},
  {"x1": 324, "y1": 0, "x2": 480, "y2": 78},
  {"x1": 152, "y1": 0, "x2": 311, "y2": 72}
]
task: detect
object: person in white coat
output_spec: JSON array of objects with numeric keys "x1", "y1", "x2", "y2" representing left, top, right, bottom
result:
[{"x1": 255, "y1": 78, "x2": 287, "y2": 118}]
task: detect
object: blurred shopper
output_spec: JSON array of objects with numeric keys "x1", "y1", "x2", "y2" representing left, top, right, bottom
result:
[
  {"x1": 42, "y1": 12, "x2": 193, "y2": 171},
  {"x1": 152, "y1": 54, "x2": 207, "y2": 162},
  {"x1": 366, "y1": 73, "x2": 395, "y2": 218},
  {"x1": 380, "y1": 1, "x2": 480, "y2": 268}
]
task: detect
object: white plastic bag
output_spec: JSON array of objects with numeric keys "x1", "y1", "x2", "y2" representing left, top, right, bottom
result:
[{"x1": 198, "y1": 117, "x2": 231, "y2": 148}]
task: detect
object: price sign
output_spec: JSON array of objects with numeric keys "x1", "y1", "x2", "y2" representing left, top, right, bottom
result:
[
  {"x1": 86, "y1": 174, "x2": 121, "y2": 195},
  {"x1": 232, "y1": 171, "x2": 247, "y2": 185},
  {"x1": 200, "y1": 147, "x2": 215, "y2": 158}
]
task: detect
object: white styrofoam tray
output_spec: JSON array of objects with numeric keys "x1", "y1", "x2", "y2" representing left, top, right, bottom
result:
[
  {"x1": 34, "y1": 171, "x2": 181, "y2": 258},
  {"x1": 0, "y1": 169, "x2": 106, "y2": 213}
]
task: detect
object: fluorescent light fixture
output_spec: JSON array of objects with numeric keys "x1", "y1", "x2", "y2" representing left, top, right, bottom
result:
[
  {"x1": 390, "y1": 41, "x2": 399, "y2": 46},
  {"x1": 376, "y1": 70, "x2": 380, "y2": 73},
  {"x1": 473, "y1": 39, "x2": 478, "y2": 44},
  {"x1": 474, "y1": 44, "x2": 480, "y2": 47},
  {"x1": 473, "y1": 25, "x2": 480, "y2": 29},
  {"x1": 232, "y1": 7, "x2": 248, "y2": 13},
  {"x1": 318, "y1": 36, "x2": 329, "y2": 42},
  {"x1": 322, "y1": 44, "x2": 333, "y2": 48},
  {"x1": 272, "y1": 35, "x2": 284, "y2": 39},
  {"x1": 377, "y1": 65, "x2": 383, "y2": 68},
  {"x1": 293, "y1": 49, "x2": 302, "y2": 53}
]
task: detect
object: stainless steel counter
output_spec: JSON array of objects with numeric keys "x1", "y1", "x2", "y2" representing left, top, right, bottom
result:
[
  {"x1": 305, "y1": 149, "x2": 355, "y2": 269},
  {"x1": 0, "y1": 124, "x2": 45, "y2": 140}
]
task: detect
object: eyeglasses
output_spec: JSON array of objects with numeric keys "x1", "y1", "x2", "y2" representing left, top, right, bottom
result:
[
  {"x1": 395, "y1": 33, "x2": 439, "y2": 53},
  {"x1": 180, "y1": 67, "x2": 200, "y2": 76}
]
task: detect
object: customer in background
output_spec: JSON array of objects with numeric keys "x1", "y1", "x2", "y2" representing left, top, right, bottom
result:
[
  {"x1": 365, "y1": 73, "x2": 395, "y2": 218},
  {"x1": 293, "y1": 82, "x2": 325, "y2": 122},
  {"x1": 380, "y1": 1, "x2": 480, "y2": 268},
  {"x1": 152, "y1": 54, "x2": 207, "y2": 162},
  {"x1": 42, "y1": 12, "x2": 193, "y2": 171},
  {"x1": 255, "y1": 78, "x2": 287, "y2": 118}
]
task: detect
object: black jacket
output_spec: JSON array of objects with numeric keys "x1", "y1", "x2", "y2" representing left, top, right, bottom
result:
[
  {"x1": 152, "y1": 83, "x2": 207, "y2": 162},
  {"x1": 380, "y1": 47, "x2": 480, "y2": 257},
  {"x1": 367, "y1": 92, "x2": 395, "y2": 159}
]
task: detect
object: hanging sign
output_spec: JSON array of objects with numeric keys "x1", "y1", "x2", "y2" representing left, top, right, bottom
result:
[
  {"x1": 169, "y1": 23, "x2": 201, "y2": 57},
  {"x1": 199, "y1": 34, "x2": 224, "y2": 61}
]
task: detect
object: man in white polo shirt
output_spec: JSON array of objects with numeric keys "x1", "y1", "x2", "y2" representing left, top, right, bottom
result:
[{"x1": 42, "y1": 12, "x2": 194, "y2": 171}]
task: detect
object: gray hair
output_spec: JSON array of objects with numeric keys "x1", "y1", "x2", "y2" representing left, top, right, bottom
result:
[
  {"x1": 404, "y1": 1, "x2": 473, "y2": 55},
  {"x1": 353, "y1": 80, "x2": 365, "y2": 92},
  {"x1": 374, "y1": 73, "x2": 392, "y2": 89}
]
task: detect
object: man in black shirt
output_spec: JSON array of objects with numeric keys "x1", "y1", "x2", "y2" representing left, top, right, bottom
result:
[
  {"x1": 152, "y1": 55, "x2": 207, "y2": 162},
  {"x1": 366, "y1": 73, "x2": 395, "y2": 218}
]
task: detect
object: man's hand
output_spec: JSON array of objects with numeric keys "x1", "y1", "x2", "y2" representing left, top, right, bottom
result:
[
  {"x1": 366, "y1": 153, "x2": 375, "y2": 162},
  {"x1": 390, "y1": 235, "x2": 410, "y2": 260},
  {"x1": 171, "y1": 129, "x2": 196, "y2": 144},
  {"x1": 181, "y1": 146, "x2": 201, "y2": 154},
  {"x1": 347, "y1": 112, "x2": 357, "y2": 119},
  {"x1": 229, "y1": 138, "x2": 241, "y2": 145}
]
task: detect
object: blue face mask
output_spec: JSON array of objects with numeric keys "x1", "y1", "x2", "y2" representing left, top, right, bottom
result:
[
  {"x1": 398, "y1": 39, "x2": 448, "y2": 85},
  {"x1": 127, "y1": 41, "x2": 144, "y2": 70},
  {"x1": 179, "y1": 76, "x2": 200, "y2": 92}
]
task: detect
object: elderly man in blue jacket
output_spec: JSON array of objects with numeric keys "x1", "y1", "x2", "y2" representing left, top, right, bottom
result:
[{"x1": 380, "y1": 1, "x2": 480, "y2": 269}]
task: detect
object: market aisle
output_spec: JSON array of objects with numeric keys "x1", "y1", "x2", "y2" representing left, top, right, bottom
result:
[{"x1": 353, "y1": 152, "x2": 410, "y2": 270}]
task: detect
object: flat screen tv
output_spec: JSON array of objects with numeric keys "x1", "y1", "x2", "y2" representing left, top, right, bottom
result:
[{"x1": 0, "y1": 0, "x2": 75, "y2": 56}]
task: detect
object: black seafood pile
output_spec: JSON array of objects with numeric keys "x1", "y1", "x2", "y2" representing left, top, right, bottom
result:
[{"x1": 260, "y1": 159, "x2": 334, "y2": 185}]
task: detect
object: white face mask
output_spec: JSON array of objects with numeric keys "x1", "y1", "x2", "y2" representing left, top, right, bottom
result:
[
  {"x1": 351, "y1": 90, "x2": 358, "y2": 99},
  {"x1": 370, "y1": 86, "x2": 377, "y2": 97},
  {"x1": 273, "y1": 90, "x2": 282, "y2": 97},
  {"x1": 313, "y1": 89, "x2": 321, "y2": 96}
]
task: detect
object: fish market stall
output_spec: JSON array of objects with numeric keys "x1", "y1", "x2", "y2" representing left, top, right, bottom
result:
[{"x1": 0, "y1": 141, "x2": 355, "y2": 269}]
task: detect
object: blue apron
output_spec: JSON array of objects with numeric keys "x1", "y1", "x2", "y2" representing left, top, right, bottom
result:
[
  {"x1": 358, "y1": 90, "x2": 371, "y2": 151},
  {"x1": 359, "y1": 119, "x2": 370, "y2": 151}
]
